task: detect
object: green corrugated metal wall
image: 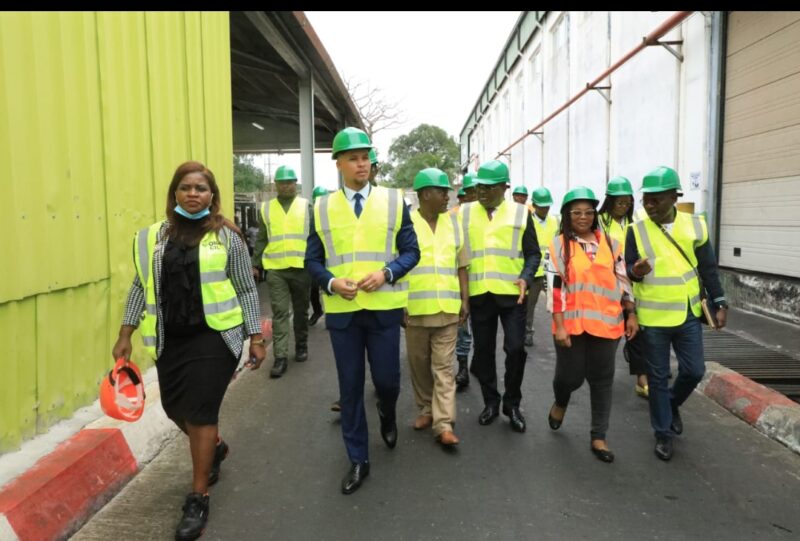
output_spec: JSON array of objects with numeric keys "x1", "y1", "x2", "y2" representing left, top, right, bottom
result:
[{"x1": 0, "y1": 11, "x2": 233, "y2": 452}]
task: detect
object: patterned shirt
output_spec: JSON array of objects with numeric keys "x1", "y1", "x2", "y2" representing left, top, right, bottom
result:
[{"x1": 122, "y1": 222, "x2": 261, "y2": 360}]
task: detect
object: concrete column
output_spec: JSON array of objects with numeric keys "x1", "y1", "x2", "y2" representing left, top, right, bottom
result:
[{"x1": 299, "y1": 75, "x2": 315, "y2": 200}]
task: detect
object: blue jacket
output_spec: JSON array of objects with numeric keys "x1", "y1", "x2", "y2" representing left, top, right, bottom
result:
[{"x1": 305, "y1": 191, "x2": 420, "y2": 329}]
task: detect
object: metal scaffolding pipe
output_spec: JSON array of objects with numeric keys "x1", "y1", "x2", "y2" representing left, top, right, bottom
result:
[{"x1": 494, "y1": 11, "x2": 693, "y2": 160}]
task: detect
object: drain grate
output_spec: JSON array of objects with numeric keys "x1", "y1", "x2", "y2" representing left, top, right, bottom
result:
[{"x1": 703, "y1": 329, "x2": 800, "y2": 403}]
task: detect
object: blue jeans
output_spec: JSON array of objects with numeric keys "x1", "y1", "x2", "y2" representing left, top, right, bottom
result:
[
  {"x1": 455, "y1": 321, "x2": 472, "y2": 358},
  {"x1": 642, "y1": 313, "x2": 705, "y2": 440}
]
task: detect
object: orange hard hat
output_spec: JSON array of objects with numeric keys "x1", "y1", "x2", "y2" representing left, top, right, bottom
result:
[{"x1": 100, "y1": 358, "x2": 146, "y2": 422}]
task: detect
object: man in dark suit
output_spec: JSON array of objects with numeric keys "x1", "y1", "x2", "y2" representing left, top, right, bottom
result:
[
  {"x1": 464, "y1": 160, "x2": 540, "y2": 433},
  {"x1": 305, "y1": 127, "x2": 419, "y2": 494}
]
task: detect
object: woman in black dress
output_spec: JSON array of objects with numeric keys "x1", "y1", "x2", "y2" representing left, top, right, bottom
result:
[{"x1": 112, "y1": 161, "x2": 266, "y2": 540}]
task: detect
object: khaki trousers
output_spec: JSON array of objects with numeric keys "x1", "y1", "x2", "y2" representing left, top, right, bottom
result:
[{"x1": 405, "y1": 321, "x2": 458, "y2": 435}]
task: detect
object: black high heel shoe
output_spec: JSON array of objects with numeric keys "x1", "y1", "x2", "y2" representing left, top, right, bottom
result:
[
  {"x1": 548, "y1": 403, "x2": 565, "y2": 430},
  {"x1": 590, "y1": 445, "x2": 615, "y2": 463}
]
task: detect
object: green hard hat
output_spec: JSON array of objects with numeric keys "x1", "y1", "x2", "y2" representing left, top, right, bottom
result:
[
  {"x1": 641, "y1": 166, "x2": 682, "y2": 193},
  {"x1": 413, "y1": 168, "x2": 452, "y2": 191},
  {"x1": 531, "y1": 187, "x2": 554, "y2": 206},
  {"x1": 475, "y1": 160, "x2": 510, "y2": 185},
  {"x1": 458, "y1": 188, "x2": 466, "y2": 197},
  {"x1": 462, "y1": 172, "x2": 477, "y2": 190},
  {"x1": 312, "y1": 186, "x2": 329, "y2": 200},
  {"x1": 274, "y1": 165, "x2": 297, "y2": 182},
  {"x1": 512, "y1": 186, "x2": 529, "y2": 196},
  {"x1": 561, "y1": 186, "x2": 599, "y2": 211},
  {"x1": 331, "y1": 127, "x2": 372, "y2": 159},
  {"x1": 606, "y1": 176, "x2": 633, "y2": 196},
  {"x1": 368, "y1": 148, "x2": 378, "y2": 165}
]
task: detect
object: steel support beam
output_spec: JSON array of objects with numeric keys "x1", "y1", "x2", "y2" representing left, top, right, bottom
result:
[{"x1": 299, "y1": 76, "x2": 316, "y2": 198}]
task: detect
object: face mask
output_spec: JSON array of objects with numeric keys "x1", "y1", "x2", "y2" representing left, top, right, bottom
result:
[{"x1": 174, "y1": 204, "x2": 211, "y2": 220}]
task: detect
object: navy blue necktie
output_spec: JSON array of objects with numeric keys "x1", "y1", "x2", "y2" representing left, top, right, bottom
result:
[{"x1": 353, "y1": 193, "x2": 363, "y2": 218}]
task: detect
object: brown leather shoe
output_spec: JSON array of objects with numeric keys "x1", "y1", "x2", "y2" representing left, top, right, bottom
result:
[
  {"x1": 437, "y1": 430, "x2": 459, "y2": 446},
  {"x1": 413, "y1": 414, "x2": 433, "y2": 430}
]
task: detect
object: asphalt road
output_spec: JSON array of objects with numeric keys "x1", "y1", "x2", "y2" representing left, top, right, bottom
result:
[{"x1": 73, "y1": 297, "x2": 800, "y2": 541}]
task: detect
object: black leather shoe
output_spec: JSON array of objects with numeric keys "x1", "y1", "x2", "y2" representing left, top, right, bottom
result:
[
  {"x1": 341, "y1": 462, "x2": 370, "y2": 495},
  {"x1": 591, "y1": 445, "x2": 615, "y2": 463},
  {"x1": 671, "y1": 407, "x2": 683, "y2": 435},
  {"x1": 308, "y1": 311, "x2": 323, "y2": 326},
  {"x1": 503, "y1": 406, "x2": 527, "y2": 433},
  {"x1": 208, "y1": 440, "x2": 229, "y2": 486},
  {"x1": 270, "y1": 357, "x2": 288, "y2": 378},
  {"x1": 376, "y1": 402, "x2": 397, "y2": 449},
  {"x1": 548, "y1": 403, "x2": 565, "y2": 430},
  {"x1": 455, "y1": 356, "x2": 469, "y2": 391},
  {"x1": 175, "y1": 492, "x2": 209, "y2": 541},
  {"x1": 295, "y1": 347, "x2": 308, "y2": 363},
  {"x1": 478, "y1": 404, "x2": 499, "y2": 425},
  {"x1": 655, "y1": 438, "x2": 673, "y2": 461}
]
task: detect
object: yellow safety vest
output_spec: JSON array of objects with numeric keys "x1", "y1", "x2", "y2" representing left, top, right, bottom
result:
[
  {"x1": 533, "y1": 214, "x2": 560, "y2": 278},
  {"x1": 407, "y1": 211, "x2": 462, "y2": 316},
  {"x1": 133, "y1": 222, "x2": 244, "y2": 360},
  {"x1": 314, "y1": 186, "x2": 409, "y2": 313},
  {"x1": 631, "y1": 211, "x2": 708, "y2": 327},
  {"x1": 260, "y1": 196, "x2": 309, "y2": 270},
  {"x1": 599, "y1": 212, "x2": 630, "y2": 250},
  {"x1": 462, "y1": 200, "x2": 526, "y2": 297}
]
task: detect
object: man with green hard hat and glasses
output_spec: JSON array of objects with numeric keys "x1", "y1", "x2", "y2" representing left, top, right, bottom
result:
[
  {"x1": 626, "y1": 166, "x2": 727, "y2": 462},
  {"x1": 527, "y1": 186, "x2": 560, "y2": 347},
  {"x1": 251, "y1": 165, "x2": 313, "y2": 378},
  {"x1": 404, "y1": 168, "x2": 469, "y2": 447},
  {"x1": 463, "y1": 160, "x2": 540, "y2": 433}
]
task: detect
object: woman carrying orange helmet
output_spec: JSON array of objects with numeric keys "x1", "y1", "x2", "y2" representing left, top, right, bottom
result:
[{"x1": 111, "y1": 161, "x2": 266, "y2": 540}]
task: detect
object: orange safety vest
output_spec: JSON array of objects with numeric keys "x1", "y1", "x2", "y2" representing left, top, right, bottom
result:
[{"x1": 549, "y1": 231, "x2": 624, "y2": 339}]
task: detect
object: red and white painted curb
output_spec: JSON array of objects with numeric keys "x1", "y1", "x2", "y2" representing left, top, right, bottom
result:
[
  {"x1": 0, "y1": 382, "x2": 177, "y2": 541},
  {"x1": 698, "y1": 361, "x2": 800, "y2": 454}
]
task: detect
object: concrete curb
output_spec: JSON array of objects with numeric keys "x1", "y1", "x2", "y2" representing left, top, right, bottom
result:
[
  {"x1": 698, "y1": 361, "x2": 800, "y2": 454},
  {"x1": 0, "y1": 322, "x2": 273, "y2": 541}
]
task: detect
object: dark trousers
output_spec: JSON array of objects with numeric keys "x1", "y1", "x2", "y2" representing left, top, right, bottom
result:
[
  {"x1": 553, "y1": 333, "x2": 619, "y2": 441},
  {"x1": 309, "y1": 283, "x2": 322, "y2": 315},
  {"x1": 329, "y1": 310, "x2": 401, "y2": 464},
  {"x1": 470, "y1": 294, "x2": 527, "y2": 410},
  {"x1": 642, "y1": 313, "x2": 705, "y2": 440}
]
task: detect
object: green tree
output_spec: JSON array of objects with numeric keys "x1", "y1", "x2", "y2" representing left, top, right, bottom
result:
[
  {"x1": 233, "y1": 154, "x2": 265, "y2": 192},
  {"x1": 385, "y1": 124, "x2": 460, "y2": 188}
]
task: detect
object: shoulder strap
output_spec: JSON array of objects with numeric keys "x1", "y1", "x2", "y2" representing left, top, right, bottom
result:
[{"x1": 655, "y1": 223, "x2": 705, "y2": 298}]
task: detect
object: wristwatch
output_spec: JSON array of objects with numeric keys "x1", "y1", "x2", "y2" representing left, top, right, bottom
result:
[
  {"x1": 382, "y1": 267, "x2": 392, "y2": 284},
  {"x1": 716, "y1": 302, "x2": 729, "y2": 310}
]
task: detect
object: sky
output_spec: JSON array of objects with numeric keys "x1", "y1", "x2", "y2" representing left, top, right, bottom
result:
[{"x1": 255, "y1": 11, "x2": 521, "y2": 190}]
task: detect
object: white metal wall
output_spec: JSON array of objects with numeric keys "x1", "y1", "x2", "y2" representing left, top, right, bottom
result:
[
  {"x1": 718, "y1": 11, "x2": 800, "y2": 278},
  {"x1": 469, "y1": 11, "x2": 712, "y2": 213}
]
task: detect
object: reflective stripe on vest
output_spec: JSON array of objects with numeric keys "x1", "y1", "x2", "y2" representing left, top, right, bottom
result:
[
  {"x1": 133, "y1": 223, "x2": 244, "y2": 359},
  {"x1": 549, "y1": 232, "x2": 624, "y2": 338},
  {"x1": 314, "y1": 186, "x2": 408, "y2": 313},
  {"x1": 463, "y1": 200, "x2": 525, "y2": 297},
  {"x1": 261, "y1": 197, "x2": 309, "y2": 270},
  {"x1": 533, "y1": 214, "x2": 560, "y2": 278},
  {"x1": 407, "y1": 211, "x2": 462, "y2": 316},
  {"x1": 631, "y1": 212, "x2": 707, "y2": 327}
]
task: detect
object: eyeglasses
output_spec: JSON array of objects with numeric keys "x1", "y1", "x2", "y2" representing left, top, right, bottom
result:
[{"x1": 569, "y1": 210, "x2": 597, "y2": 218}]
